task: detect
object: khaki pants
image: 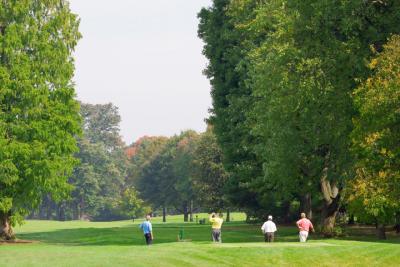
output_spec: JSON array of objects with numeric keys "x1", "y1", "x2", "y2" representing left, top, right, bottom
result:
[{"x1": 299, "y1": 230, "x2": 309, "y2": 242}]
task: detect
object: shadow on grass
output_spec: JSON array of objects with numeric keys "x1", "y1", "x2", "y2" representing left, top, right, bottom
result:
[
  {"x1": 331, "y1": 226, "x2": 400, "y2": 245},
  {"x1": 17, "y1": 223, "x2": 400, "y2": 246},
  {"x1": 17, "y1": 223, "x2": 300, "y2": 246}
]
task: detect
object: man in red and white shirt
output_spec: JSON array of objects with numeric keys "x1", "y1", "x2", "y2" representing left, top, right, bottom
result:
[{"x1": 296, "y1": 213, "x2": 314, "y2": 242}]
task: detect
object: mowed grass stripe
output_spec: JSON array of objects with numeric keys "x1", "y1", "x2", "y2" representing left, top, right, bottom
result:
[{"x1": 1, "y1": 215, "x2": 399, "y2": 267}]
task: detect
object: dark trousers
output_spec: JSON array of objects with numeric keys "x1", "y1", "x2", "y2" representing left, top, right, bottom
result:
[
  {"x1": 144, "y1": 233, "x2": 152, "y2": 245},
  {"x1": 212, "y1": 229, "x2": 221, "y2": 242},
  {"x1": 264, "y1": 232, "x2": 274, "y2": 242}
]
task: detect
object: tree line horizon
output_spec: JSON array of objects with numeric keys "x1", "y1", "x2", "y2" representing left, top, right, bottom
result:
[{"x1": 1, "y1": 0, "x2": 400, "y2": 241}]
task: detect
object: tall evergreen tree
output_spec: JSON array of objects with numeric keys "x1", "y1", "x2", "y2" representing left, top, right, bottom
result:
[{"x1": 198, "y1": 0, "x2": 264, "y2": 216}]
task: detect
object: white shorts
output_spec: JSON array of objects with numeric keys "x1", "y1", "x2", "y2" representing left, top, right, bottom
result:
[{"x1": 299, "y1": 231, "x2": 309, "y2": 242}]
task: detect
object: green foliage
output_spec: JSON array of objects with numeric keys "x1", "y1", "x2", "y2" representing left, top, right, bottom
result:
[
  {"x1": 0, "y1": 0, "x2": 81, "y2": 229},
  {"x1": 136, "y1": 131, "x2": 200, "y2": 219},
  {"x1": 192, "y1": 127, "x2": 229, "y2": 211},
  {"x1": 69, "y1": 103, "x2": 130, "y2": 221},
  {"x1": 348, "y1": 35, "x2": 400, "y2": 225},
  {"x1": 126, "y1": 136, "x2": 168, "y2": 186},
  {"x1": 198, "y1": 0, "x2": 264, "y2": 213},
  {"x1": 33, "y1": 102, "x2": 140, "y2": 222},
  {"x1": 200, "y1": 0, "x2": 400, "y2": 231},
  {"x1": 80, "y1": 103, "x2": 124, "y2": 150},
  {"x1": 113, "y1": 188, "x2": 150, "y2": 219}
]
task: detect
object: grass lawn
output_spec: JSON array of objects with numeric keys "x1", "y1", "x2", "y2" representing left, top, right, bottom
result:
[{"x1": 1, "y1": 213, "x2": 399, "y2": 267}]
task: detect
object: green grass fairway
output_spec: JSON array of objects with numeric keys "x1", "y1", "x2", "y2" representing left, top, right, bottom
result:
[{"x1": 1, "y1": 214, "x2": 399, "y2": 267}]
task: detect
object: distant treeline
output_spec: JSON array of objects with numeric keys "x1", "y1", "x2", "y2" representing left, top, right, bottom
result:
[{"x1": 31, "y1": 103, "x2": 231, "y2": 222}]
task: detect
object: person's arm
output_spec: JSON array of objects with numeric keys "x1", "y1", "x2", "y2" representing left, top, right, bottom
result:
[
  {"x1": 273, "y1": 223, "x2": 277, "y2": 232},
  {"x1": 261, "y1": 222, "x2": 266, "y2": 233},
  {"x1": 310, "y1": 221, "x2": 315, "y2": 233},
  {"x1": 209, "y1": 214, "x2": 215, "y2": 223}
]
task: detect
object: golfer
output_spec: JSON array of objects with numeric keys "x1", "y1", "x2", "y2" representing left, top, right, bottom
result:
[
  {"x1": 296, "y1": 213, "x2": 314, "y2": 242},
  {"x1": 261, "y1": 215, "x2": 277, "y2": 242},
  {"x1": 209, "y1": 212, "x2": 223, "y2": 243},
  {"x1": 139, "y1": 214, "x2": 153, "y2": 245}
]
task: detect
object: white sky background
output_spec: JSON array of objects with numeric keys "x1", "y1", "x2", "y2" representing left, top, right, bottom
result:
[{"x1": 69, "y1": 0, "x2": 213, "y2": 145}]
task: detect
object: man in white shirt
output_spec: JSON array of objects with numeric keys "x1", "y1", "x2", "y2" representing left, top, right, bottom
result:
[{"x1": 261, "y1": 215, "x2": 277, "y2": 242}]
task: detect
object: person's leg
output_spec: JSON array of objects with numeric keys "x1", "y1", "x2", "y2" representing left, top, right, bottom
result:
[
  {"x1": 303, "y1": 231, "x2": 308, "y2": 242},
  {"x1": 214, "y1": 230, "x2": 220, "y2": 242},
  {"x1": 213, "y1": 229, "x2": 221, "y2": 243},
  {"x1": 299, "y1": 231, "x2": 308, "y2": 242},
  {"x1": 145, "y1": 233, "x2": 152, "y2": 245},
  {"x1": 264, "y1": 233, "x2": 268, "y2": 242},
  {"x1": 212, "y1": 230, "x2": 217, "y2": 242},
  {"x1": 270, "y1": 232, "x2": 274, "y2": 242},
  {"x1": 299, "y1": 232, "x2": 304, "y2": 242}
]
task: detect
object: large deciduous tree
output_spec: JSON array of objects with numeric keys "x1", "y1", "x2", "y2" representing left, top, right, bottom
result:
[
  {"x1": 200, "y1": 0, "x2": 400, "y2": 235},
  {"x1": 70, "y1": 103, "x2": 129, "y2": 221},
  {"x1": 348, "y1": 35, "x2": 400, "y2": 239},
  {"x1": 192, "y1": 128, "x2": 230, "y2": 218},
  {"x1": 245, "y1": 0, "x2": 400, "y2": 235},
  {"x1": 0, "y1": 0, "x2": 81, "y2": 239}
]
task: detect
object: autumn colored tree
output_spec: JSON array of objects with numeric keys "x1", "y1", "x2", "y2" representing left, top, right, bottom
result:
[
  {"x1": 126, "y1": 136, "x2": 168, "y2": 187},
  {"x1": 348, "y1": 35, "x2": 400, "y2": 239}
]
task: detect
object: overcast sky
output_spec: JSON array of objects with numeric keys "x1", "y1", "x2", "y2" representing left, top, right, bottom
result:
[{"x1": 69, "y1": 0, "x2": 213, "y2": 145}]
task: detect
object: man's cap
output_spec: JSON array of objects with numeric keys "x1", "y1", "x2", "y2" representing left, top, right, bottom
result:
[{"x1": 268, "y1": 215, "x2": 273, "y2": 220}]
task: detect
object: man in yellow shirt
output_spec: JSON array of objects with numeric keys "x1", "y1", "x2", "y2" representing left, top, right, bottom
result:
[{"x1": 209, "y1": 212, "x2": 223, "y2": 243}]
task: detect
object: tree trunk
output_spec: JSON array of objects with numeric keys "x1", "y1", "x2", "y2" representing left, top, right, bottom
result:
[
  {"x1": 320, "y1": 187, "x2": 340, "y2": 236},
  {"x1": 162, "y1": 206, "x2": 166, "y2": 223},
  {"x1": 376, "y1": 224, "x2": 386, "y2": 240},
  {"x1": 183, "y1": 203, "x2": 188, "y2": 222},
  {"x1": 226, "y1": 209, "x2": 230, "y2": 222},
  {"x1": 394, "y1": 213, "x2": 400, "y2": 234},
  {"x1": 39, "y1": 203, "x2": 46, "y2": 219},
  {"x1": 300, "y1": 193, "x2": 312, "y2": 220},
  {"x1": 46, "y1": 199, "x2": 52, "y2": 220},
  {"x1": 79, "y1": 196, "x2": 84, "y2": 220},
  {"x1": 348, "y1": 214, "x2": 355, "y2": 225},
  {"x1": 0, "y1": 211, "x2": 14, "y2": 240},
  {"x1": 320, "y1": 153, "x2": 340, "y2": 237},
  {"x1": 73, "y1": 203, "x2": 79, "y2": 220},
  {"x1": 189, "y1": 200, "x2": 193, "y2": 222},
  {"x1": 394, "y1": 224, "x2": 400, "y2": 234},
  {"x1": 58, "y1": 202, "x2": 66, "y2": 221}
]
